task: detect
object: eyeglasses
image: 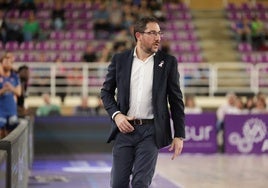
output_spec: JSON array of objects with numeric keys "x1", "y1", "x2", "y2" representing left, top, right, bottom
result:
[{"x1": 141, "y1": 31, "x2": 164, "y2": 37}]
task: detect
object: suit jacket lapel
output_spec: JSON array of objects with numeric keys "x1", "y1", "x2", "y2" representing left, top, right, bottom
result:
[
  {"x1": 153, "y1": 51, "x2": 164, "y2": 102},
  {"x1": 124, "y1": 50, "x2": 134, "y2": 112}
]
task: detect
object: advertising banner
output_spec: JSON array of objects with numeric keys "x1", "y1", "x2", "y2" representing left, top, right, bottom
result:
[
  {"x1": 224, "y1": 114, "x2": 268, "y2": 154},
  {"x1": 161, "y1": 113, "x2": 217, "y2": 153}
]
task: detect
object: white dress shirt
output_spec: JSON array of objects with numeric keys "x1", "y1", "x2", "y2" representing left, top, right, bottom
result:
[{"x1": 127, "y1": 49, "x2": 155, "y2": 119}]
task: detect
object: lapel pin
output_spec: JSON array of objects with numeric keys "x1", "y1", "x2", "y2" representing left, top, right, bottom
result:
[{"x1": 159, "y1": 61, "x2": 164, "y2": 67}]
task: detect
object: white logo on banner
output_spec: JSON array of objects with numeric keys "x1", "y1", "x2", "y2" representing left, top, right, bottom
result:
[
  {"x1": 228, "y1": 118, "x2": 267, "y2": 153},
  {"x1": 185, "y1": 125, "x2": 213, "y2": 141}
]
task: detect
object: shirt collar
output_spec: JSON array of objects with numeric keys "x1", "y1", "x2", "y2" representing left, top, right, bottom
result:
[{"x1": 133, "y1": 47, "x2": 156, "y2": 60}]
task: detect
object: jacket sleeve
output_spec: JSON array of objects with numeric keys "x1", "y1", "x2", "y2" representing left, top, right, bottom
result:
[
  {"x1": 100, "y1": 54, "x2": 120, "y2": 118},
  {"x1": 167, "y1": 56, "x2": 185, "y2": 138}
]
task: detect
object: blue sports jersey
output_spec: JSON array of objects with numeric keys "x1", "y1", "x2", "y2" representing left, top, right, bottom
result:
[{"x1": 0, "y1": 71, "x2": 20, "y2": 116}]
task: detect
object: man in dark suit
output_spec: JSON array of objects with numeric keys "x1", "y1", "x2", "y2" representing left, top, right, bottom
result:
[{"x1": 101, "y1": 16, "x2": 185, "y2": 188}]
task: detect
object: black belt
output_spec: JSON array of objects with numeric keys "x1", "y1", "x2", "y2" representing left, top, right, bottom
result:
[{"x1": 128, "y1": 119, "x2": 154, "y2": 126}]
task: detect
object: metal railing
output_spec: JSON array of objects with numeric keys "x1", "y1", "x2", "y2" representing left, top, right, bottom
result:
[{"x1": 15, "y1": 62, "x2": 268, "y2": 97}]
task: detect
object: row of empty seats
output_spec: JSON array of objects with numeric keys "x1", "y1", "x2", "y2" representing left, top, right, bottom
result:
[
  {"x1": 163, "y1": 3, "x2": 202, "y2": 62},
  {"x1": 241, "y1": 52, "x2": 268, "y2": 63}
]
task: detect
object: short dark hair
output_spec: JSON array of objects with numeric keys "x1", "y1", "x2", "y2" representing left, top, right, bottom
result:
[
  {"x1": 133, "y1": 16, "x2": 159, "y2": 42},
  {"x1": 18, "y1": 65, "x2": 29, "y2": 72}
]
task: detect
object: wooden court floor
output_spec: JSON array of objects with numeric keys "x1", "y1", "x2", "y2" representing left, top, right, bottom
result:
[{"x1": 156, "y1": 153, "x2": 268, "y2": 188}]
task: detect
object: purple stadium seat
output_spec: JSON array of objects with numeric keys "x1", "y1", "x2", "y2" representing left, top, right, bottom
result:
[
  {"x1": 80, "y1": 2, "x2": 94, "y2": 10},
  {"x1": 39, "y1": 20, "x2": 51, "y2": 30},
  {"x1": 183, "y1": 32, "x2": 197, "y2": 41},
  {"x1": 238, "y1": 43, "x2": 252, "y2": 52},
  {"x1": 5, "y1": 10, "x2": 19, "y2": 18},
  {"x1": 20, "y1": 42, "x2": 35, "y2": 51},
  {"x1": 63, "y1": 2, "x2": 75, "y2": 10},
  {"x1": 35, "y1": 42, "x2": 50, "y2": 51},
  {"x1": 227, "y1": 12, "x2": 241, "y2": 21},
  {"x1": 165, "y1": 3, "x2": 188, "y2": 11},
  {"x1": 36, "y1": 2, "x2": 52, "y2": 10},
  {"x1": 241, "y1": 53, "x2": 257, "y2": 63},
  {"x1": 175, "y1": 54, "x2": 186, "y2": 62},
  {"x1": 36, "y1": 10, "x2": 50, "y2": 19},
  {"x1": 79, "y1": 11, "x2": 93, "y2": 19},
  {"x1": 5, "y1": 42, "x2": 19, "y2": 51},
  {"x1": 258, "y1": 53, "x2": 268, "y2": 62},
  {"x1": 64, "y1": 53, "x2": 82, "y2": 62},
  {"x1": 258, "y1": 12, "x2": 268, "y2": 21},
  {"x1": 65, "y1": 11, "x2": 80, "y2": 20},
  {"x1": 21, "y1": 10, "x2": 31, "y2": 19},
  {"x1": 49, "y1": 41, "x2": 65, "y2": 51},
  {"x1": 77, "y1": 31, "x2": 87, "y2": 40},
  {"x1": 226, "y1": 3, "x2": 238, "y2": 11},
  {"x1": 46, "y1": 52, "x2": 57, "y2": 62},
  {"x1": 50, "y1": 31, "x2": 65, "y2": 40},
  {"x1": 240, "y1": 3, "x2": 251, "y2": 11},
  {"x1": 65, "y1": 22, "x2": 82, "y2": 30},
  {"x1": 184, "y1": 43, "x2": 200, "y2": 52},
  {"x1": 80, "y1": 22, "x2": 93, "y2": 30},
  {"x1": 20, "y1": 53, "x2": 36, "y2": 62},
  {"x1": 183, "y1": 22, "x2": 194, "y2": 31},
  {"x1": 164, "y1": 22, "x2": 177, "y2": 30},
  {"x1": 256, "y1": 3, "x2": 266, "y2": 11},
  {"x1": 85, "y1": 32, "x2": 94, "y2": 40},
  {"x1": 188, "y1": 54, "x2": 203, "y2": 63},
  {"x1": 170, "y1": 43, "x2": 183, "y2": 52}
]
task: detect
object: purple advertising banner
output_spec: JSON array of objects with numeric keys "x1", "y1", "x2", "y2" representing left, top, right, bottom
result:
[
  {"x1": 161, "y1": 113, "x2": 217, "y2": 153},
  {"x1": 224, "y1": 114, "x2": 268, "y2": 154}
]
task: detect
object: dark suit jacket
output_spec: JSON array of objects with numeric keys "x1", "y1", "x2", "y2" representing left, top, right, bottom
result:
[{"x1": 100, "y1": 49, "x2": 185, "y2": 149}]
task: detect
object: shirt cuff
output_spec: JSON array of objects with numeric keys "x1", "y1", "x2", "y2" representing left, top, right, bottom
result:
[{"x1": 112, "y1": 111, "x2": 121, "y2": 120}]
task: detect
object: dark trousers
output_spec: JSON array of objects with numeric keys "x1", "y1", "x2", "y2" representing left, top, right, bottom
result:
[{"x1": 111, "y1": 124, "x2": 158, "y2": 188}]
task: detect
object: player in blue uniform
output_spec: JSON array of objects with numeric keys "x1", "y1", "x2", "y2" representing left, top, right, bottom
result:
[{"x1": 0, "y1": 53, "x2": 21, "y2": 138}]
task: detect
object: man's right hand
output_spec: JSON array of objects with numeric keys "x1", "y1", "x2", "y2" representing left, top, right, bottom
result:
[{"x1": 114, "y1": 113, "x2": 135, "y2": 133}]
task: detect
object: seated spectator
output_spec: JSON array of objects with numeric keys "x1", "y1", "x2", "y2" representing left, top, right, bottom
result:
[
  {"x1": 66, "y1": 67, "x2": 82, "y2": 95},
  {"x1": 55, "y1": 56, "x2": 67, "y2": 103},
  {"x1": 22, "y1": 11, "x2": 40, "y2": 41},
  {"x1": 230, "y1": 96, "x2": 249, "y2": 114},
  {"x1": 108, "y1": 1, "x2": 124, "y2": 33},
  {"x1": 149, "y1": 1, "x2": 166, "y2": 22},
  {"x1": 0, "y1": 9, "x2": 7, "y2": 43},
  {"x1": 98, "y1": 42, "x2": 113, "y2": 62},
  {"x1": 161, "y1": 40, "x2": 171, "y2": 53},
  {"x1": 93, "y1": 3, "x2": 111, "y2": 39},
  {"x1": 19, "y1": 0, "x2": 37, "y2": 15},
  {"x1": 36, "y1": 93, "x2": 61, "y2": 116},
  {"x1": 73, "y1": 96, "x2": 98, "y2": 116},
  {"x1": 184, "y1": 94, "x2": 202, "y2": 114},
  {"x1": 256, "y1": 91, "x2": 266, "y2": 101},
  {"x1": 51, "y1": 0, "x2": 65, "y2": 30},
  {"x1": 216, "y1": 92, "x2": 237, "y2": 131},
  {"x1": 0, "y1": 53, "x2": 21, "y2": 138},
  {"x1": 82, "y1": 44, "x2": 98, "y2": 63},
  {"x1": 0, "y1": 0, "x2": 15, "y2": 10},
  {"x1": 245, "y1": 95, "x2": 255, "y2": 111},
  {"x1": 251, "y1": 97, "x2": 267, "y2": 114},
  {"x1": 5, "y1": 18, "x2": 24, "y2": 43},
  {"x1": 251, "y1": 15, "x2": 265, "y2": 50},
  {"x1": 113, "y1": 40, "x2": 127, "y2": 54},
  {"x1": 233, "y1": 16, "x2": 252, "y2": 44},
  {"x1": 17, "y1": 65, "x2": 30, "y2": 117}
]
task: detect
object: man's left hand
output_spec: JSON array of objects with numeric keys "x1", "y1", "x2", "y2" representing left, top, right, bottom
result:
[{"x1": 168, "y1": 137, "x2": 183, "y2": 160}]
